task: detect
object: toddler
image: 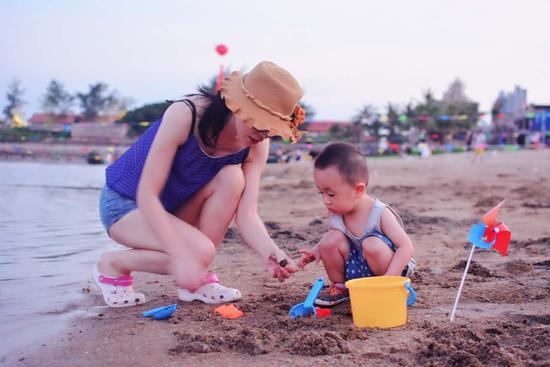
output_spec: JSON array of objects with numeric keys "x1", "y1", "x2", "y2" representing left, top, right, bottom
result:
[{"x1": 300, "y1": 142, "x2": 416, "y2": 306}]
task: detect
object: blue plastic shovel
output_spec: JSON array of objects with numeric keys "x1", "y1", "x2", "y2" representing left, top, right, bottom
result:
[
  {"x1": 143, "y1": 304, "x2": 177, "y2": 320},
  {"x1": 288, "y1": 278, "x2": 325, "y2": 319}
]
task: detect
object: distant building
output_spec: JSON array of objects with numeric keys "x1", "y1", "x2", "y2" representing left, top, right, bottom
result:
[
  {"x1": 28, "y1": 113, "x2": 79, "y2": 132},
  {"x1": 516, "y1": 104, "x2": 550, "y2": 145},
  {"x1": 28, "y1": 113, "x2": 130, "y2": 143},
  {"x1": 492, "y1": 86, "x2": 528, "y2": 143},
  {"x1": 71, "y1": 122, "x2": 130, "y2": 144},
  {"x1": 304, "y1": 120, "x2": 353, "y2": 142},
  {"x1": 498, "y1": 86, "x2": 527, "y2": 119}
]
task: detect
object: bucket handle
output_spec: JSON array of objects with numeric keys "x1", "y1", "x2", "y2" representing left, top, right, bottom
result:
[{"x1": 405, "y1": 282, "x2": 416, "y2": 307}]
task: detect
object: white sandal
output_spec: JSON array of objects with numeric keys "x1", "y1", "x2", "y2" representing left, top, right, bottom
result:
[
  {"x1": 93, "y1": 264, "x2": 146, "y2": 307},
  {"x1": 177, "y1": 273, "x2": 241, "y2": 304}
]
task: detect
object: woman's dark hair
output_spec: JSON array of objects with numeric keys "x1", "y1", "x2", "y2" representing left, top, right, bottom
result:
[{"x1": 190, "y1": 87, "x2": 233, "y2": 148}]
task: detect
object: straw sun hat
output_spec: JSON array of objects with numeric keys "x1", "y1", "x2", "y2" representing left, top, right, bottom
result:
[{"x1": 219, "y1": 61, "x2": 305, "y2": 143}]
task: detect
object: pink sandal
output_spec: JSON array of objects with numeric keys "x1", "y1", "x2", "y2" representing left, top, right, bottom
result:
[{"x1": 93, "y1": 264, "x2": 146, "y2": 307}]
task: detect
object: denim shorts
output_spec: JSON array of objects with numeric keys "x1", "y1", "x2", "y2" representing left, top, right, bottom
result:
[
  {"x1": 99, "y1": 185, "x2": 137, "y2": 233},
  {"x1": 345, "y1": 232, "x2": 401, "y2": 280}
]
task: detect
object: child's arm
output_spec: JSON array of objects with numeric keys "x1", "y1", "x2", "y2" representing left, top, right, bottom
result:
[
  {"x1": 380, "y1": 208, "x2": 415, "y2": 276},
  {"x1": 235, "y1": 139, "x2": 298, "y2": 282}
]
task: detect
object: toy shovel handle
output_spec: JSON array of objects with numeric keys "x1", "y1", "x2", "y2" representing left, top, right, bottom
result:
[
  {"x1": 303, "y1": 278, "x2": 325, "y2": 308},
  {"x1": 405, "y1": 282, "x2": 416, "y2": 307}
]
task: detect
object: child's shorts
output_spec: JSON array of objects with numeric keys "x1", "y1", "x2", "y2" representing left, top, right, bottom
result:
[
  {"x1": 99, "y1": 184, "x2": 137, "y2": 234},
  {"x1": 344, "y1": 232, "x2": 408, "y2": 280}
]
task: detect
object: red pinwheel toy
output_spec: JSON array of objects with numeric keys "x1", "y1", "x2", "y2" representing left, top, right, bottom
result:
[{"x1": 450, "y1": 200, "x2": 512, "y2": 321}]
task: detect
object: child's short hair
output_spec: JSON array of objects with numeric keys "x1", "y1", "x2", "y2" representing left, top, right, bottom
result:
[{"x1": 314, "y1": 142, "x2": 368, "y2": 186}]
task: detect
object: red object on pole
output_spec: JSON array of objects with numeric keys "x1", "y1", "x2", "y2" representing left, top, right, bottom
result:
[
  {"x1": 214, "y1": 44, "x2": 228, "y2": 93},
  {"x1": 215, "y1": 44, "x2": 228, "y2": 56},
  {"x1": 215, "y1": 64, "x2": 224, "y2": 93}
]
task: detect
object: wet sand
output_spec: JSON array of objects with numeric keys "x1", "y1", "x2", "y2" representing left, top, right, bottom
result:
[{"x1": 3, "y1": 149, "x2": 549, "y2": 366}]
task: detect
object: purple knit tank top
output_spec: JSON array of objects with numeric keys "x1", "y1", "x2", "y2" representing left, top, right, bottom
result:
[{"x1": 105, "y1": 102, "x2": 250, "y2": 213}]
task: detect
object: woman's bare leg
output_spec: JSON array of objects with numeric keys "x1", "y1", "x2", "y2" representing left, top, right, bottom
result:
[
  {"x1": 174, "y1": 164, "x2": 245, "y2": 247},
  {"x1": 99, "y1": 165, "x2": 245, "y2": 277}
]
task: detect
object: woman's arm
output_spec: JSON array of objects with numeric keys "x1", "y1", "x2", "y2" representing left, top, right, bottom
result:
[
  {"x1": 136, "y1": 101, "x2": 193, "y2": 257},
  {"x1": 380, "y1": 208, "x2": 415, "y2": 276},
  {"x1": 235, "y1": 139, "x2": 298, "y2": 281}
]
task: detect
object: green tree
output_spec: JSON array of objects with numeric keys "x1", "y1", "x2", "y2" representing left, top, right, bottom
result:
[
  {"x1": 120, "y1": 101, "x2": 171, "y2": 123},
  {"x1": 77, "y1": 82, "x2": 129, "y2": 121},
  {"x1": 439, "y1": 79, "x2": 479, "y2": 134},
  {"x1": 385, "y1": 102, "x2": 402, "y2": 141},
  {"x1": 352, "y1": 104, "x2": 377, "y2": 142},
  {"x1": 413, "y1": 90, "x2": 439, "y2": 132},
  {"x1": 328, "y1": 124, "x2": 351, "y2": 141},
  {"x1": 298, "y1": 101, "x2": 316, "y2": 133},
  {"x1": 42, "y1": 79, "x2": 74, "y2": 116},
  {"x1": 3, "y1": 79, "x2": 26, "y2": 123}
]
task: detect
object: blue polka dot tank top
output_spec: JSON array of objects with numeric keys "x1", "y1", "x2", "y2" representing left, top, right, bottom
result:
[{"x1": 105, "y1": 101, "x2": 250, "y2": 213}]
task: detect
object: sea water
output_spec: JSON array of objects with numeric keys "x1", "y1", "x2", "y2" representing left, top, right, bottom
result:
[{"x1": 0, "y1": 161, "x2": 113, "y2": 357}]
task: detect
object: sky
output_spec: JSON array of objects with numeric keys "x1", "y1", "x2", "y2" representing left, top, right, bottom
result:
[{"x1": 1, "y1": 0, "x2": 549, "y2": 121}]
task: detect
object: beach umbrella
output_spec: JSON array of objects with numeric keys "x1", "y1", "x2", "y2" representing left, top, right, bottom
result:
[{"x1": 450, "y1": 200, "x2": 511, "y2": 321}]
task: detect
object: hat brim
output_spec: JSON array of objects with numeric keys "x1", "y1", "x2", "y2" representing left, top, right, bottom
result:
[{"x1": 219, "y1": 71, "x2": 296, "y2": 141}]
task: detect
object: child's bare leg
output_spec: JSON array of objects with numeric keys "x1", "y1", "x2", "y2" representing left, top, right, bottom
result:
[
  {"x1": 318, "y1": 230, "x2": 349, "y2": 283},
  {"x1": 361, "y1": 236, "x2": 394, "y2": 275}
]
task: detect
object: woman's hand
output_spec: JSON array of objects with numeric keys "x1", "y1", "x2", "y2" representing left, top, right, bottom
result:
[
  {"x1": 263, "y1": 247, "x2": 298, "y2": 282},
  {"x1": 298, "y1": 244, "x2": 320, "y2": 269}
]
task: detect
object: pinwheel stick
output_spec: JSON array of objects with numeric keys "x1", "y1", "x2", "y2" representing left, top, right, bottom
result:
[{"x1": 450, "y1": 244, "x2": 476, "y2": 322}]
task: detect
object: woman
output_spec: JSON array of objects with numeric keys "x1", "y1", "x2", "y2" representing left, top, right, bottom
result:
[{"x1": 95, "y1": 61, "x2": 305, "y2": 307}]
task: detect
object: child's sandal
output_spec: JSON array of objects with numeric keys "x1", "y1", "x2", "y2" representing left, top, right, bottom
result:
[
  {"x1": 177, "y1": 273, "x2": 241, "y2": 304},
  {"x1": 93, "y1": 264, "x2": 146, "y2": 307}
]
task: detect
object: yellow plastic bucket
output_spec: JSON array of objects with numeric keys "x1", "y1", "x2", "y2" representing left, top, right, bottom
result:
[{"x1": 345, "y1": 276, "x2": 415, "y2": 328}]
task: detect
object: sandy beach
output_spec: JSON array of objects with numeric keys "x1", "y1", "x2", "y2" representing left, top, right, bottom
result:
[{"x1": 2, "y1": 149, "x2": 549, "y2": 366}]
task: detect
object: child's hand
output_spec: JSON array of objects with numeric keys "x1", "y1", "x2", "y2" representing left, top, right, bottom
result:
[
  {"x1": 264, "y1": 248, "x2": 298, "y2": 282},
  {"x1": 298, "y1": 244, "x2": 320, "y2": 269}
]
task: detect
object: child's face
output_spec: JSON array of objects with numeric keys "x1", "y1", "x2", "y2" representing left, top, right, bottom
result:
[{"x1": 314, "y1": 166, "x2": 363, "y2": 215}]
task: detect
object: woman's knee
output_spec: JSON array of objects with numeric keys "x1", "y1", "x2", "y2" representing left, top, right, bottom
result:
[
  {"x1": 188, "y1": 236, "x2": 216, "y2": 266},
  {"x1": 203, "y1": 240, "x2": 217, "y2": 264}
]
